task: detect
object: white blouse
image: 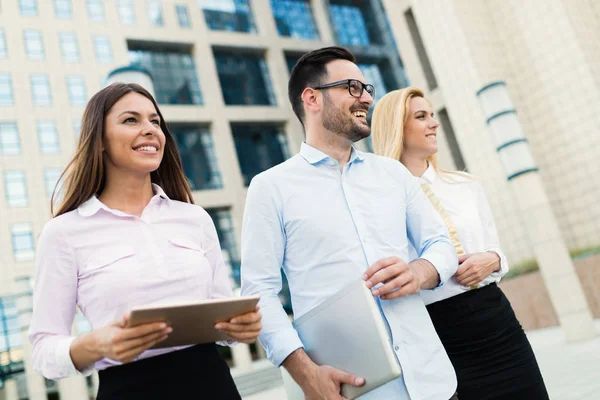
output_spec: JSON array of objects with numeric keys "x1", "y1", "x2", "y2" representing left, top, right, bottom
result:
[{"x1": 412, "y1": 165, "x2": 509, "y2": 305}]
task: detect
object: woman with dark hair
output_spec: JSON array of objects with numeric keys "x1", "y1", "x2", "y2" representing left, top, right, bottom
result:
[
  {"x1": 371, "y1": 87, "x2": 549, "y2": 400},
  {"x1": 29, "y1": 83, "x2": 261, "y2": 399}
]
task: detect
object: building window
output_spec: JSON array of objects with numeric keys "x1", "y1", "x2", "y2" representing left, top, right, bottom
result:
[
  {"x1": 171, "y1": 125, "x2": 223, "y2": 190},
  {"x1": 0, "y1": 123, "x2": 20, "y2": 155},
  {"x1": 4, "y1": 171, "x2": 28, "y2": 207},
  {"x1": 128, "y1": 45, "x2": 203, "y2": 105},
  {"x1": 24, "y1": 30, "x2": 44, "y2": 61},
  {"x1": 206, "y1": 208, "x2": 240, "y2": 285},
  {"x1": 231, "y1": 124, "x2": 289, "y2": 185},
  {"x1": 405, "y1": 9, "x2": 437, "y2": 90},
  {"x1": 0, "y1": 29, "x2": 7, "y2": 59},
  {"x1": 44, "y1": 169, "x2": 62, "y2": 199},
  {"x1": 199, "y1": 0, "x2": 256, "y2": 33},
  {"x1": 66, "y1": 76, "x2": 87, "y2": 105},
  {"x1": 176, "y1": 4, "x2": 192, "y2": 28},
  {"x1": 214, "y1": 51, "x2": 275, "y2": 105},
  {"x1": 59, "y1": 33, "x2": 79, "y2": 62},
  {"x1": 147, "y1": 0, "x2": 164, "y2": 26},
  {"x1": 11, "y1": 224, "x2": 35, "y2": 262},
  {"x1": 0, "y1": 74, "x2": 14, "y2": 106},
  {"x1": 437, "y1": 108, "x2": 467, "y2": 171},
  {"x1": 285, "y1": 53, "x2": 302, "y2": 73},
  {"x1": 118, "y1": 0, "x2": 136, "y2": 25},
  {"x1": 30, "y1": 74, "x2": 52, "y2": 106},
  {"x1": 357, "y1": 61, "x2": 398, "y2": 103},
  {"x1": 19, "y1": 0, "x2": 38, "y2": 16},
  {"x1": 271, "y1": 0, "x2": 319, "y2": 40},
  {"x1": 87, "y1": 0, "x2": 105, "y2": 22},
  {"x1": 73, "y1": 119, "x2": 82, "y2": 139},
  {"x1": 93, "y1": 36, "x2": 113, "y2": 64},
  {"x1": 37, "y1": 121, "x2": 60, "y2": 153},
  {"x1": 329, "y1": 0, "x2": 381, "y2": 46},
  {"x1": 0, "y1": 297, "x2": 24, "y2": 373},
  {"x1": 53, "y1": 0, "x2": 72, "y2": 19}
]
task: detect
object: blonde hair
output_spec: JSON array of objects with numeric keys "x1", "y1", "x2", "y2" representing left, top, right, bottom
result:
[{"x1": 371, "y1": 86, "x2": 471, "y2": 182}]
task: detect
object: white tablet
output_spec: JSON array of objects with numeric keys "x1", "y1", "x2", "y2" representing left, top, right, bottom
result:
[
  {"x1": 127, "y1": 296, "x2": 260, "y2": 348},
  {"x1": 284, "y1": 279, "x2": 402, "y2": 399}
]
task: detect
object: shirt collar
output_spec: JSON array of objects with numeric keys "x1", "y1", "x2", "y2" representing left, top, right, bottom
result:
[
  {"x1": 420, "y1": 163, "x2": 437, "y2": 185},
  {"x1": 77, "y1": 183, "x2": 170, "y2": 217},
  {"x1": 299, "y1": 142, "x2": 364, "y2": 165}
]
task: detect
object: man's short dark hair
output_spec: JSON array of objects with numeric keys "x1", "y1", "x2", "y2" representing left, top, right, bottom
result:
[{"x1": 288, "y1": 46, "x2": 356, "y2": 126}]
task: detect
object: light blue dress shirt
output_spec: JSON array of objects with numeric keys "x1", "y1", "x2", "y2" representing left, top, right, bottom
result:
[{"x1": 241, "y1": 143, "x2": 458, "y2": 400}]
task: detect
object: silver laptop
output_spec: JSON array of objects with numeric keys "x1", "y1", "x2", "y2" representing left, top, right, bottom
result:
[{"x1": 282, "y1": 279, "x2": 402, "y2": 399}]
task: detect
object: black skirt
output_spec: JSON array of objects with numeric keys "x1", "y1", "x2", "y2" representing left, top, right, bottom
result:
[
  {"x1": 96, "y1": 343, "x2": 241, "y2": 400},
  {"x1": 426, "y1": 283, "x2": 549, "y2": 400}
]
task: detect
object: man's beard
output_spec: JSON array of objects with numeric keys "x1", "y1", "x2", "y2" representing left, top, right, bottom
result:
[{"x1": 321, "y1": 94, "x2": 370, "y2": 142}]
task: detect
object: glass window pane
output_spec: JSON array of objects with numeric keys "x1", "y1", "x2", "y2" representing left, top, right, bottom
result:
[
  {"x1": 127, "y1": 47, "x2": 203, "y2": 105},
  {"x1": 0, "y1": 74, "x2": 14, "y2": 106},
  {"x1": 53, "y1": 0, "x2": 72, "y2": 19},
  {"x1": 231, "y1": 124, "x2": 288, "y2": 185},
  {"x1": 93, "y1": 36, "x2": 113, "y2": 63},
  {"x1": 329, "y1": 0, "x2": 380, "y2": 46},
  {"x1": 44, "y1": 169, "x2": 62, "y2": 199},
  {"x1": 199, "y1": 0, "x2": 256, "y2": 33},
  {"x1": 118, "y1": 0, "x2": 136, "y2": 25},
  {"x1": 24, "y1": 30, "x2": 44, "y2": 61},
  {"x1": 214, "y1": 51, "x2": 275, "y2": 105},
  {"x1": 205, "y1": 209, "x2": 240, "y2": 286},
  {"x1": 19, "y1": 0, "x2": 38, "y2": 16},
  {"x1": 66, "y1": 76, "x2": 87, "y2": 105},
  {"x1": 11, "y1": 224, "x2": 35, "y2": 262},
  {"x1": 147, "y1": 1, "x2": 164, "y2": 26},
  {"x1": 171, "y1": 125, "x2": 223, "y2": 190},
  {"x1": 270, "y1": 0, "x2": 319, "y2": 40},
  {"x1": 37, "y1": 121, "x2": 60, "y2": 153},
  {"x1": 0, "y1": 123, "x2": 21, "y2": 155},
  {"x1": 4, "y1": 171, "x2": 28, "y2": 207},
  {"x1": 30, "y1": 74, "x2": 52, "y2": 106},
  {"x1": 87, "y1": 0, "x2": 105, "y2": 22},
  {"x1": 0, "y1": 29, "x2": 7, "y2": 59},
  {"x1": 176, "y1": 5, "x2": 191, "y2": 28},
  {"x1": 59, "y1": 33, "x2": 79, "y2": 62}
]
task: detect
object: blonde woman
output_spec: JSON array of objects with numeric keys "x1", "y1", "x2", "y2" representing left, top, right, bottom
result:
[{"x1": 371, "y1": 87, "x2": 549, "y2": 400}]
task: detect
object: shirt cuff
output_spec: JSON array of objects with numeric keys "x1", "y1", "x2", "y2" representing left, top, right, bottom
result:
[
  {"x1": 419, "y1": 249, "x2": 457, "y2": 288},
  {"x1": 487, "y1": 248, "x2": 509, "y2": 280},
  {"x1": 55, "y1": 336, "x2": 95, "y2": 377},
  {"x1": 267, "y1": 328, "x2": 304, "y2": 367}
]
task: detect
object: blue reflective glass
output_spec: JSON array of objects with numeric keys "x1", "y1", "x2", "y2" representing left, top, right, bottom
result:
[
  {"x1": 59, "y1": 33, "x2": 79, "y2": 62},
  {"x1": 231, "y1": 124, "x2": 288, "y2": 186},
  {"x1": 214, "y1": 52, "x2": 275, "y2": 105},
  {"x1": 87, "y1": 0, "x2": 105, "y2": 22},
  {"x1": 37, "y1": 121, "x2": 60, "y2": 153},
  {"x1": 66, "y1": 76, "x2": 87, "y2": 105},
  {"x1": 0, "y1": 123, "x2": 20, "y2": 155},
  {"x1": 118, "y1": 0, "x2": 136, "y2": 25},
  {"x1": 30, "y1": 74, "x2": 52, "y2": 106},
  {"x1": 199, "y1": 0, "x2": 256, "y2": 33},
  {"x1": 271, "y1": 0, "x2": 319, "y2": 39},
  {"x1": 53, "y1": 0, "x2": 72, "y2": 19},
  {"x1": 358, "y1": 63, "x2": 387, "y2": 102},
  {"x1": 147, "y1": 0, "x2": 163, "y2": 26},
  {"x1": 128, "y1": 49, "x2": 203, "y2": 105},
  {"x1": 206, "y1": 209, "x2": 240, "y2": 285},
  {"x1": 0, "y1": 29, "x2": 7, "y2": 58},
  {"x1": 24, "y1": 30, "x2": 44, "y2": 61},
  {"x1": 93, "y1": 36, "x2": 113, "y2": 63},
  {"x1": 176, "y1": 5, "x2": 192, "y2": 28},
  {"x1": 19, "y1": 0, "x2": 38, "y2": 16},
  {"x1": 0, "y1": 74, "x2": 13, "y2": 106},
  {"x1": 170, "y1": 125, "x2": 223, "y2": 190},
  {"x1": 285, "y1": 53, "x2": 302, "y2": 73},
  {"x1": 329, "y1": 0, "x2": 381, "y2": 46}
]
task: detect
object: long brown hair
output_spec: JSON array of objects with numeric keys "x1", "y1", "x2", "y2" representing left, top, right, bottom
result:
[{"x1": 52, "y1": 82, "x2": 193, "y2": 217}]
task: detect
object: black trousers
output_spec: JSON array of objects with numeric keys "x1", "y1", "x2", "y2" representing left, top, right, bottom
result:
[
  {"x1": 427, "y1": 283, "x2": 549, "y2": 400},
  {"x1": 97, "y1": 343, "x2": 241, "y2": 400}
]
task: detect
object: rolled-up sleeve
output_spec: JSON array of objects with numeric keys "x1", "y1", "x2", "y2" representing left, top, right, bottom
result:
[
  {"x1": 28, "y1": 221, "x2": 93, "y2": 379},
  {"x1": 240, "y1": 175, "x2": 303, "y2": 367},
  {"x1": 405, "y1": 175, "x2": 458, "y2": 286}
]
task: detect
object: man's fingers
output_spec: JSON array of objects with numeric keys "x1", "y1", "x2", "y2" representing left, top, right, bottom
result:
[
  {"x1": 372, "y1": 274, "x2": 411, "y2": 297},
  {"x1": 230, "y1": 311, "x2": 261, "y2": 324},
  {"x1": 381, "y1": 281, "x2": 418, "y2": 300},
  {"x1": 333, "y1": 370, "x2": 365, "y2": 387},
  {"x1": 362, "y1": 257, "x2": 402, "y2": 281}
]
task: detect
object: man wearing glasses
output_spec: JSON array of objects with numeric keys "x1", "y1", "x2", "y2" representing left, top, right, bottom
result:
[{"x1": 241, "y1": 46, "x2": 458, "y2": 400}]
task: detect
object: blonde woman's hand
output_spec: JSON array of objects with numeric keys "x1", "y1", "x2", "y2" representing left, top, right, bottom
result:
[
  {"x1": 215, "y1": 306, "x2": 262, "y2": 344},
  {"x1": 455, "y1": 252, "x2": 501, "y2": 287}
]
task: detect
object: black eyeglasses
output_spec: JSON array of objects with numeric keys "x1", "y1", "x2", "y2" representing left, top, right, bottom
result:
[{"x1": 313, "y1": 79, "x2": 375, "y2": 99}]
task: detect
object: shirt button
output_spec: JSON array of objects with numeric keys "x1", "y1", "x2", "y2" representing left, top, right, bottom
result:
[{"x1": 395, "y1": 345, "x2": 400, "y2": 351}]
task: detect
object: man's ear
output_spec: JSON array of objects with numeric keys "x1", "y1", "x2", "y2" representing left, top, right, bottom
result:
[{"x1": 301, "y1": 87, "x2": 321, "y2": 115}]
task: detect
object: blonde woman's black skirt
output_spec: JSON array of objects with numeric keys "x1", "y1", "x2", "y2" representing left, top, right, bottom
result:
[{"x1": 426, "y1": 283, "x2": 549, "y2": 400}]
